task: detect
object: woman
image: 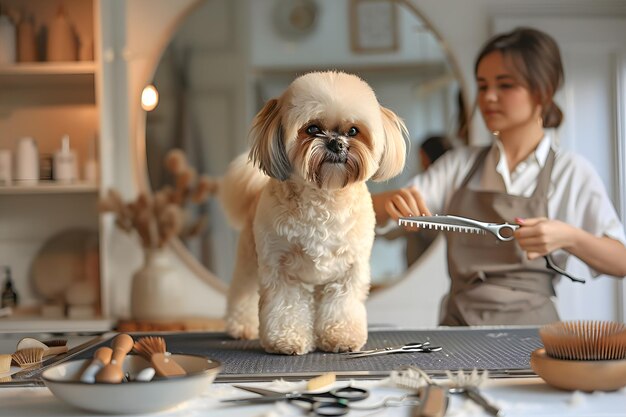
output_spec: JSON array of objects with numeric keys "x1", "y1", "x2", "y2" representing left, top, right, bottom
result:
[{"x1": 373, "y1": 27, "x2": 626, "y2": 326}]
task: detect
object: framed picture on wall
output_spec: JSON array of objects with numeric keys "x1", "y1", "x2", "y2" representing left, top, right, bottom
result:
[{"x1": 349, "y1": 0, "x2": 399, "y2": 53}]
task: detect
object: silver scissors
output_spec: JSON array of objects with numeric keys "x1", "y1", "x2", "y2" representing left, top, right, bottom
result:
[
  {"x1": 343, "y1": 341, "x2": 442, "y2": 358},
  {"x1": 399, "y1": 214, "x2": 586, "y2": 283},
  {"x1": 222, "y1": 385, "x2": 369, "y2": 416}
]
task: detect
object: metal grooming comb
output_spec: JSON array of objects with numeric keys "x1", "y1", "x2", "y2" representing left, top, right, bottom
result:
[
  {"x1": 399, "y1": 214, "x2": 518, "y2": 241},
  {"x1": 398, "y1": 214, "x2": 586, "y2": 284}
]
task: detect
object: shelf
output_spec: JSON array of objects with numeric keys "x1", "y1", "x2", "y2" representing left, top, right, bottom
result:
[
  {"x1": 0, "y1": 317, "x2": 114, "y2": 333},
  {"x1": 0, "y1": 181, "x2": 98, "y2": 195},
  {"x1": 0, "y1": 62, "x2": 96, "y2": 88}
]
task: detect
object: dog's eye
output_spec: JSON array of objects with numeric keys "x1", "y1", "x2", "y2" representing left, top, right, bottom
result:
[
  {"x1": 306, "y1": 125, "x2": 321, "y2": 135},
  {"x1": 347, "y1": 127, "x2": 359, "y2": 137}
]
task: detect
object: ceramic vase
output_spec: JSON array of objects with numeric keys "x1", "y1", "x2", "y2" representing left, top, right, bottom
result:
[{"x1": 130, "y1": 249, "x2": 183, "y2": 320}]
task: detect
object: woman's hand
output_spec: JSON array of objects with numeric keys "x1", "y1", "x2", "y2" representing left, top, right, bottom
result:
[
  {"x1": 515, "y1": 217, "x2": 626, "y2": 277},
  {"x1": 372, "y1": 187, "x2": 431, "y2": 226},
  {"x1": 514, "y1": 217, "x2": 575, "y2": 260}
]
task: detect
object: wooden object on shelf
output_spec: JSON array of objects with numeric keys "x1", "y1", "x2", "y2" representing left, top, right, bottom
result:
[
  {"x1": 47, "y1": 5, "x2": 77, "y2": 62},
  {"x1": 116, "y1": 317, "x2": 226, "y2": 333},
  {"x1": 17, "y1": 16, "x2": 37, "y2": 62}
]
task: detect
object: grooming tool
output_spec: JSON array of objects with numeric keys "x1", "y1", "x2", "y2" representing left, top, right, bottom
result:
[
  {"x1": 16, "y1": 337, "x2": 68, "y2": 357},
  {"x1": 11, "y1": 348, "x2": 44, "y2": 368},
  {"x1": 531, "y1": 320, "x2": 626, "y2": 391},
  {"x1": 307, "y1": 372, "x2": 336, "y2": 391},
  {"x1": 132, "y1": 336, "x2": 186, "y2": 377},
  {"x1": 415, "y1": 384, "x2": 449, "y2": 417},
  {"x1": 42, "y1": 339, "x2": 69, "y2": 355},
  {"x1": 95, "y1": 334, "x2": 134, "y2": 383},
  {"x1": 0, "y1": 354, "x2": 12, "y2": 373},
  {"x1": 223, "y1": 385, "x2": 369, "y2": 416},
  {"x1": 388, "y1": 367, "x2": 448, "y2": 417},
  {"x1": 80, "y1": 347, "x2": 113, "y2": 383},
  {"x1": 344, "y1": 342, "x2": 442, "y2": 358},
  {"x1": 540, "y1": 320, "x2": 626, "y2": 360},
  {"x1": 409, "y1": 367, "x2": 449, "y2": 417},
  {"x1": 399, "y1": 214, "x2": 586, "y2": 283},
  {"x1": 6, "y1": 333, "x2": 109, "y2": 384},
  {"x1": 446, "y1": 369, "x2": 502, "y2": 417}
]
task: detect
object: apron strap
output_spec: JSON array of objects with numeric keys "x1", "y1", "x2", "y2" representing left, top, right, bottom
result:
[
  {"x1": 458, "y1": 146, "x2": 491, "y2": 189},
  {"x1": 531, "y1": 148, "x2": 556, "y2": 198}
]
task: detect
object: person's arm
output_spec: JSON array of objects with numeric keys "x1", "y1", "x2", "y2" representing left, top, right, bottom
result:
[
  {"x1": 514, "y1": 217, "x2": 626, "y2": 277},
  {"x1": 372, "y1": 147, "x2": 471, "y2": 226}
]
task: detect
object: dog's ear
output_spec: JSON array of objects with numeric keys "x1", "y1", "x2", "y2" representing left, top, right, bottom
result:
[
  {"x1": 249, "y1": 98, "x2": 292, "y2": 180},
  {"x1": 372, "y1": 106, "x2": 408, "y2": 181}
]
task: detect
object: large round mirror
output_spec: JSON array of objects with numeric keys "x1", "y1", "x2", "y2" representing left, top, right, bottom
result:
[{"x1": 143, "y1": 0, "x2": 466, "y2": 291}]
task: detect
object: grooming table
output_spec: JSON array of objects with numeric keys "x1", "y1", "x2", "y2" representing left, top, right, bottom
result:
[{"x1": 75, "y1": 326, "x2": 543, "y2": 382}]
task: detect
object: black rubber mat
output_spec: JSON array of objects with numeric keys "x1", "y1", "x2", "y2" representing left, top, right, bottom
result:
[{"x1": 73, "y1": 327, "x2": 542, "y2": 382}]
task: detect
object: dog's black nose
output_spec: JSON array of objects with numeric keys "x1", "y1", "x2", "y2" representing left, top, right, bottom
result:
[{"x1": 327, "y1": 138, "x2": 346, "y2": 154}]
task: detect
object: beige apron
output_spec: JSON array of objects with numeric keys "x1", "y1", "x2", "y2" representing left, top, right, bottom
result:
[{"x1": 440, "y1": 147, "x2": 559, "y2": 326}]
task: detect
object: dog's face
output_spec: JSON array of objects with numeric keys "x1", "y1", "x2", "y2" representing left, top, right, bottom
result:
[{"x1": 249, "y1": 71, "x2": 407, "y2": 189}]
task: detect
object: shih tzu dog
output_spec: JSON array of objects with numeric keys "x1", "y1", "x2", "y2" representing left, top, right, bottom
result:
[{"x1": 219, "y1": 71, "x2": 407, "y2": 355}]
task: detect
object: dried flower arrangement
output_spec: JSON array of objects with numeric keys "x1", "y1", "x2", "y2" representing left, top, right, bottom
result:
[{"x1": 99, "y1": 149, "x2": 218, "y2": 249}]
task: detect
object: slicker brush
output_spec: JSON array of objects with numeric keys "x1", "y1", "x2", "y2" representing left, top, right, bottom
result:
[
  {"x1": 539, "y1": 320, "x2": 626, "y2": 360},
  {"x1": 531, "y1": 320, "x2": 626, "y2": 391}
]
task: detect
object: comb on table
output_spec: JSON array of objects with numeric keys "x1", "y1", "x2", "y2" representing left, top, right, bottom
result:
[{"x1": 398, "y1": 214, "x2": 586, "y2": 284}]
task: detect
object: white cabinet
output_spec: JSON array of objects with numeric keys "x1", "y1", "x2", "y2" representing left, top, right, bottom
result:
[{"x1": 0, "y1": 0, "x2": 113, "y2": 331}]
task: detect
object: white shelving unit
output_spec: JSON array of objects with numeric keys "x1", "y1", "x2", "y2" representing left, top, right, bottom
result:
[{"x1": 0, "y1": 0, "x2": 110, "y2": 333}]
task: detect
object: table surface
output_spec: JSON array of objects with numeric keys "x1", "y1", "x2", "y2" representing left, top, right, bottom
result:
[
  {"x1": 1, "y1": 377, "x2": 625, "y2": 417},
  {"x1": 1, "y1": 331, "x2": 625, "y2": 417}
]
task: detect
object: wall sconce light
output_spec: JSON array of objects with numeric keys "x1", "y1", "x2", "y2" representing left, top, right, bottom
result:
[{"x1": 141, "y1": 85, "x2": 159, "y2": 111}]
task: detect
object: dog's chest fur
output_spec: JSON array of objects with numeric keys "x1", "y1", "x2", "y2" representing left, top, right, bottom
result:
[{"x1": 255, "y1": 180, "x2": 373, "y2": 285}]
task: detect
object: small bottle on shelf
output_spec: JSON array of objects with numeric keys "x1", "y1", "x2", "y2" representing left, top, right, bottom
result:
[
  {"x1": 1, "y1": 266, "x2": 18, "y2": 309},
  {"x1": 53, "y1": 134, "x2": 78, "y2": 182}
]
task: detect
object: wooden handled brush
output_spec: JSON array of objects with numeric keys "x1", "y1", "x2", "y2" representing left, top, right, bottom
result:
[
  {"x1": 531, "y1": 320, "x2": 626, "y2": 391},
  {"x1": 80, "y1": 347, "x2": 113, "y2": 383},
  {"x1": 16, "y1": 337, "x2": 68, "y2": 357},
  {"x1": 133, "y1": 336, "x2": 186, "y2": 377},
  {"x1": 95, "y1": 334, "x2": 134, "y2": 383}
]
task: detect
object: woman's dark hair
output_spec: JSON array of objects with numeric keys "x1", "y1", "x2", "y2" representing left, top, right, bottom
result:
[{"x1": 474, "y1": 27, "x2": 564, "y2": 128}]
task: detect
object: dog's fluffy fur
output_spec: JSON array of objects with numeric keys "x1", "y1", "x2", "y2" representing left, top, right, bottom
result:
[{"x1": 219, "y1": 71, "x2": 407, "y2": 355}]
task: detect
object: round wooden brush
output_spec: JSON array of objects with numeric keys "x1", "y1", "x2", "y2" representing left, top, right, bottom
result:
[
  {"x1": 539, "y1": 320, "x2": 626, "y2": 360},
  {"x1": 133, "y1": 336, "x2": 186, "y2": 377},
  {"x1": 531, "y1": 320, "x2": 626, "y2": 391}
]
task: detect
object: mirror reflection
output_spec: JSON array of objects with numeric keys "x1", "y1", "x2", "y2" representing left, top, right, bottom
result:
[{"x1": 144, "y1": 0, "x2": 465, "y2": 288}]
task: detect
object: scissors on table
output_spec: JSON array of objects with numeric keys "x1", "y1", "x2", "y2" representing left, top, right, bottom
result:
[
  {"x1": 343, "y1": 341, "x2": 442, "y2": 358},
  {"x1": 221, "y1": 384, "x2": 369, "y2": 416}
]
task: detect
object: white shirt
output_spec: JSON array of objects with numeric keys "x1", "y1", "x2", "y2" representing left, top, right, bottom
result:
[{"x1": 409, "y1": 134, "x2": 626, "y2": 276}]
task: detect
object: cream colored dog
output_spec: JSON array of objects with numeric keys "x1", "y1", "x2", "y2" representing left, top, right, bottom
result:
[{"x1": 219, "y1": 71, "x2": 407, "y2": 355}]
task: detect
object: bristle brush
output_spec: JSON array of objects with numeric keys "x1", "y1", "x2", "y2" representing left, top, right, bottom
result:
[
  {"x1": 11, "y1": 348, "x2": 44, "y2": 368},
  {"x1": 531, "y1": 320, "x2": 626, "y2": 391},
  {"x1": 133, "y1": 336, "x2": 186, "y2": 377}
]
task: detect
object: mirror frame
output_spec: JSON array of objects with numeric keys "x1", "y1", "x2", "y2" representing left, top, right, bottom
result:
[{"x1": 134, "y1": 0, "x2": 469, "y2": 294}]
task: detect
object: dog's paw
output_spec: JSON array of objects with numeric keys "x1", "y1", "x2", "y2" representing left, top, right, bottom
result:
[
  {"x1": 226, "y1": 319, "x2": 259, "y2": 340},
  {"x1": 261, "y1": 335, "x2": 316, "y2": 355},
  {"x1": 316, "y1": 322, "x2": 367, "y2": 353}
]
